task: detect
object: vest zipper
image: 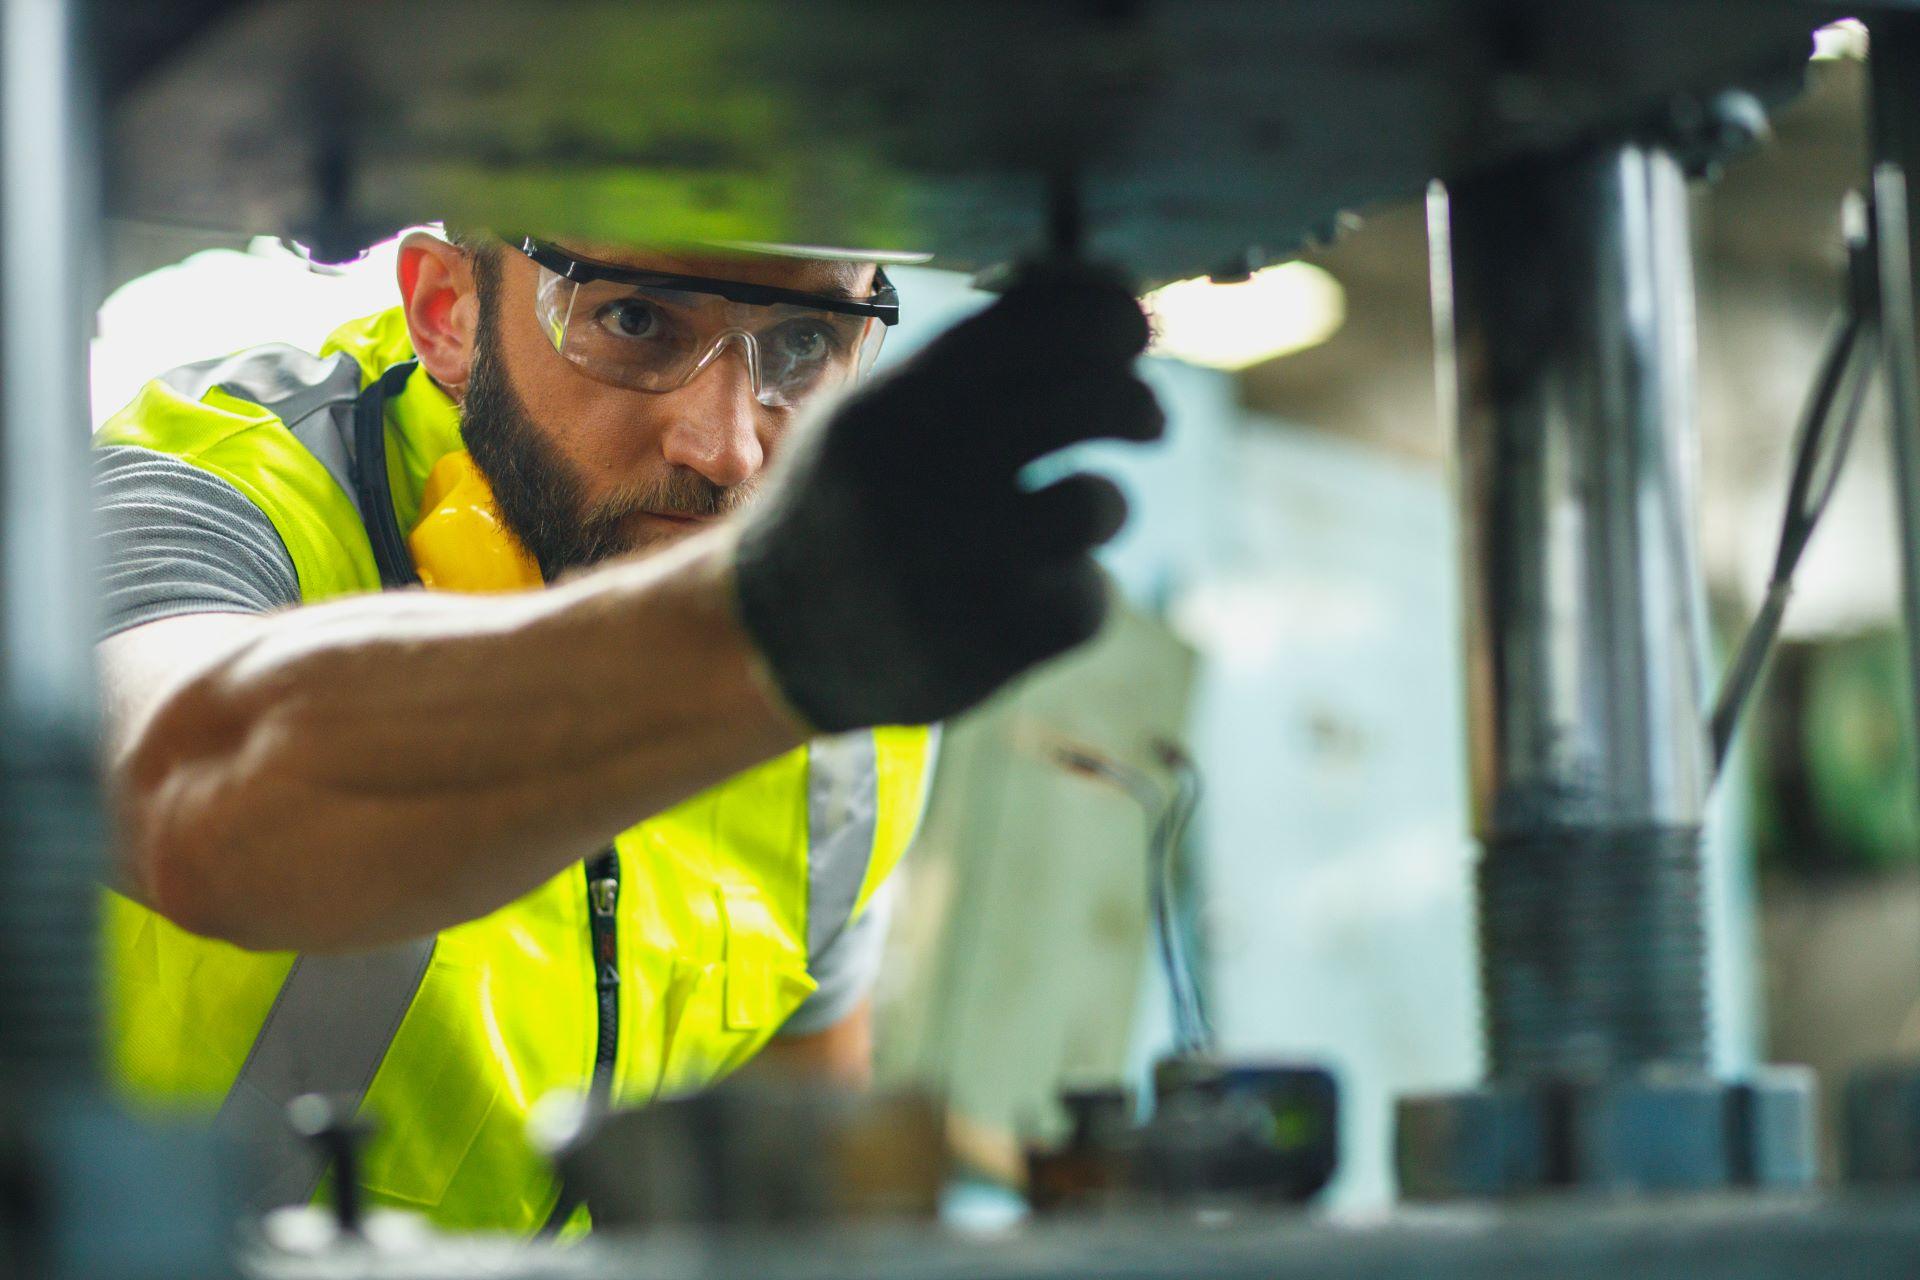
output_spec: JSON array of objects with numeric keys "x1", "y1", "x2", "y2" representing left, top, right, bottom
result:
[
  {"x1": 585, "y1": 847, "x2": 621, "y2": 1104},
  {"x1": 538, "y1": 848, "x2": 622, "y2": 1238}
]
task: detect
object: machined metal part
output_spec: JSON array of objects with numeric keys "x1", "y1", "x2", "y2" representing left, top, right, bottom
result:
[
  {"x1": 1398, "y1": 1069, "x2": 1817, "y2": 1198},
  {"x1": 1398, "y1": 126, "x2": 1826, "y2": 1202},
  {"x1": 1435, "y1": 140, "x2": 1714, "y2": 1084},
  {"x1": 1393, "y1": 1085, "x2": 1551, "y2": 1197},
  {"x1": 1474, "y1": 829, "x2": 1710, "y2": 1081},
  {"x1": 540, "y1": 1085, "x2": 946, "y2": 1230},
  {"x1": 1027, "y1": 1059, "x2": 1339, "y2": 1211}
]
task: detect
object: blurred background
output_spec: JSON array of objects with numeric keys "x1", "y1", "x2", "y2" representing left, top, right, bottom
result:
[{"x1": 88, "y1": 30, "x2": 1918, "y2": 1211}]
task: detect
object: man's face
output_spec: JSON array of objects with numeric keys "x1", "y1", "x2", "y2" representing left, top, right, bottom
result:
[{"x1": 460, "y1": 240, "x2": 877, "y2": 580}]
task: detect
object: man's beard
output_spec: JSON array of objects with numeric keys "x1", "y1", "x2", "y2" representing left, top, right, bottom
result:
[{"x1": 460, "y1": 305, "x2": 753, "y2": 581}]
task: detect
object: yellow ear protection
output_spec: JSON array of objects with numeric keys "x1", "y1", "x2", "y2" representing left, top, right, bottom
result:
[
  {"x1": 353, "y1": 360, "x2": 541, "y2": 593},
  {"x1": 407, "y1": 451, "x2": 543, "y2": 592}
]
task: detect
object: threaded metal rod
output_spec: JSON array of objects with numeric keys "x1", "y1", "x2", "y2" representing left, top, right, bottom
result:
[
  {"x1": 1435, "y1": 141, "x2": 1715, "y2": 1084},
  {"x1": 1478, "y1": 826, "x2": 1709, "y2": 1081}
]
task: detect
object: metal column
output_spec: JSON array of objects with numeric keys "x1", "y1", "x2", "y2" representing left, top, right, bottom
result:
[
  {"x1": 1871, "y1": 11, "x2": 1920, "y2": 816},
  {"x1": 1840, "y1": 7, "x2": 1920, "y2": 1191},
  {"x1": 1399, "y1": 138, "x2": 1813, "y2": 1197},
  {"x1": 1441, "y1": 143, "x2": 1713, "y2": 1083}
]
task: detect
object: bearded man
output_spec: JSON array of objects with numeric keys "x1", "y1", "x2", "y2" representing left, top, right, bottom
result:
[{"x1": 93, "y1": 228, "x2": 1159, "y2": 1233}]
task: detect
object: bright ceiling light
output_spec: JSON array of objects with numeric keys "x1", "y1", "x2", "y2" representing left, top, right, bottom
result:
[
  {"x1": 1144, "y1": 261, "x2": 1346, "y2": 372},
  {"x1": 1813, "y1": 19, "x2": 1868, "y2": 60}
]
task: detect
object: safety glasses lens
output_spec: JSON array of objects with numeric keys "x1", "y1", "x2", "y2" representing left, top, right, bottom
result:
[{"x1": 533, "y1": 269, "x2": 882, "y2": 407}]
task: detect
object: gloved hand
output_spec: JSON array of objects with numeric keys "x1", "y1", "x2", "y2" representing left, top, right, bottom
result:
[{"x1": 732, "y1": 263, "x2": 1164, "y2": 732}]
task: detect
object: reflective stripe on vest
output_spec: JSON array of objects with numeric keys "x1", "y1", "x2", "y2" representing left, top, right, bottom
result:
[
  {"x1": 160, "y1": 345, "x2": 434, "y2": 1210},
  {"x1": 215, "y1": 940, "x2": 436, "y2": 1212},
  {"x1": 805, "y1": 732, "x2": 880, "y2": 955},
  {"x1": 160, "y1": 344, "x2": 365, "y2": 501}
]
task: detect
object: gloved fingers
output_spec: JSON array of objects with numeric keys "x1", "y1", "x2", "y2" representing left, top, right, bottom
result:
[
  {"x1": 1006, "y1": 558, "x2": 1113, "y2": 659},
  {"x1": 865, "y1": 367, "x2": 1161, "y2": 491},
  {"x1": 814, "y1": 363, "x2": 1124, "y2": 484},
  {"x1": 947, "y1": 553, "x2": 1109, "y2": 637},
  {"x1": 992, "y1": 263, "x2": 1153, "y2": 364},
  {"x1": 932, "y1": 267, "x2": 1152, "y2": 376},
  {"x1": 910, "y1": 471, "x2": 1126, "y2": 576},
  {"x1": 1016, "y1": 472, "x2": 1130, "y2": 559},
  {"x1": 976, "y1": 369, "x2": 1166, "y2": 473}
]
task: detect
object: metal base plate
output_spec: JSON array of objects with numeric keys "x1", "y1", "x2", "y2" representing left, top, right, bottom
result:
[{"x1": 241, "y1": 1192, "x2": 1920, "y2": 1280}]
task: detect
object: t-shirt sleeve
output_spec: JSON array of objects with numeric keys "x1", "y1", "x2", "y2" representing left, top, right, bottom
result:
[
  {"x1": 93, "y1": 444, "x2": 302, "y2": 639},
  {"x1": 778, "y1": 877, "x2": 896, "y2": 1037}
]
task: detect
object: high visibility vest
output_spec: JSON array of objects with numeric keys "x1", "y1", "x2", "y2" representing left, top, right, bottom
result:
[{"x1": 95, "y1": 307, "x2": 933, "y2": 1235}]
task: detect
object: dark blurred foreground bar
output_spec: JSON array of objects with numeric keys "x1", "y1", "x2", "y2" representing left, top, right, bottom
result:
[
  {"x1": 237, "y1": 1193, "x2": 1920, "y2": 1280},
  {"x1": 0, "y1": 2, "x2": 230, "y2": 1275}
]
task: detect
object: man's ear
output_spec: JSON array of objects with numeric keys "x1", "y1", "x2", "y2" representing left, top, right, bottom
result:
[{"x1": 397, "y1": 231, "x2": 481, "y2": 397}]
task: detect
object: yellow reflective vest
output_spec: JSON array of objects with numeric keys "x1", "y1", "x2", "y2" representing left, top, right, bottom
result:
[{"x1": 95, "y1": 307, "x2": 933, "y2": 1234}]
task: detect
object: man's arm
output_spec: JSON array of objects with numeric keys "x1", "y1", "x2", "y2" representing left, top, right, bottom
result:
[
  {"x1": 752, "y1": 1000, "x2": 875, "y2": 1089},
  {"x1": 105, "y1": 527, "x2": 806, "y2": 953},
  {"x1": 110, "y1": 262, "x2": 1159, "y2": 959}
]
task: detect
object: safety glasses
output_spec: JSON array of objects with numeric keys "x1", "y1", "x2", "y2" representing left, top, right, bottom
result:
[{"x1": 514, "y1": 237, "x2": 898, "y2": 408}]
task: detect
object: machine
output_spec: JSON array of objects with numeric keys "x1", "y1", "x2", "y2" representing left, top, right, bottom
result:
[{"x1": 7, "y1": 1, "x2": 1920, "y2": 1276}]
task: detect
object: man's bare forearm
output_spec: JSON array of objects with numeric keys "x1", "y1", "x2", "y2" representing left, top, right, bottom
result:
[{"x1": 105, "y1": 527, "x2": 807, "y2": 952}]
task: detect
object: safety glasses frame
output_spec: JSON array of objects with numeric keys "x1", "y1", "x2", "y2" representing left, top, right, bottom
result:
[{"x1": 514, "y1": 236, "x2": 900, "y2": 326}]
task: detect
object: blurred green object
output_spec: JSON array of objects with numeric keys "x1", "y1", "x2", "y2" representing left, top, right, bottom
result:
[{"x1": 1752, "y1": 630, "x2": 1920, "y2": 874}]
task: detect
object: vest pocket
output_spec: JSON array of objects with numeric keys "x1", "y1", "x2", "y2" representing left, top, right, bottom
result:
[
  {"x1": 721, "y1": 882, "x2": 796, "y2": 1031},
  {"x1": 651, "y1": 885, "x2": 816, "y2": 1095}
]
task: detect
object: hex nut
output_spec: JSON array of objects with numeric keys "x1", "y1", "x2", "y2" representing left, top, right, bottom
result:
[
  {"x1": 1736, "y1": 1067, "x2": 1817, "y2": 1190},
  {"x1": 1396, "y1": 1088, "x2": 1546, "y2": 1200},
  {"x1": 1576, "y1": 1072, "x2": 1738, "y2": 1192},
  {"x1": 1396, "y1": 1068, "x2": 1816, "y2": 1199},
  {"x1": 1845, "y1": 1064, "x2": 1920, "y2": 1184}
]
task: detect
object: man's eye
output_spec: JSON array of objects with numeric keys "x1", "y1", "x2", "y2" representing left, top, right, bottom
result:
[
  {"x1": 597, "y1": 299, "x2": 663, "y2": 340},
  {"x1": 771, "y1": 322, "x2": 837, "y2": 364}
]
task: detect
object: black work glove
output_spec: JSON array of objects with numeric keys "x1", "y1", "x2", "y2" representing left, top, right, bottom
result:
[{"x1": 733, "y1": 263, "x2": 1164, "y2": 732}]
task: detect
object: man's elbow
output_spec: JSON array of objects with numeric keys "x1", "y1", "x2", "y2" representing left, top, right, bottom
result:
[
  {"x1": 126, "y1": 811, "x2": 231, "y2": 943},
  {"x1": 113, "y1": 676, "x2": 289, "y2": 950},
  {"x1": 124, "y1": 794, "x2": 342, "y2": 953}
]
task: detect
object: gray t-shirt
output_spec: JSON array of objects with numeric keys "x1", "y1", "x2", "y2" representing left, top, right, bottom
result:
[{"x1": 93, "y1": 442, "x2": 888, "y2": 1035}]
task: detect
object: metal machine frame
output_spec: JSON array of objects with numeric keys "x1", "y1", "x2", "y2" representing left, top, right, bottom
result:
[{"x1": 8, "y1": 2, "x2": 1920, "y2": 1276}]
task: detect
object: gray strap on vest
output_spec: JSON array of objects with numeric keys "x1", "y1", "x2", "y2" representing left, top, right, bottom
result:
[
  {"x1": 806, "y1": 731, "x2": 882, "y2": 957},
  {"x1": 215, "y1": 940, "x2": 435, "y2": 1212},
  {"x1": 170, "y1": 345, "x2": 434, "y2": 1208},
  {"x1": 160, "y1": 344, "x2": 365, "y2": 500}
]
